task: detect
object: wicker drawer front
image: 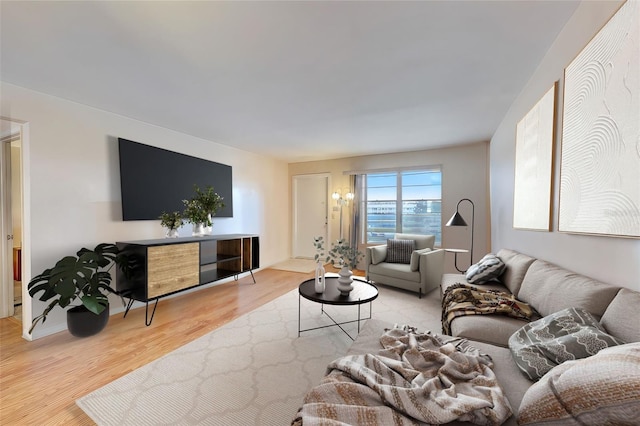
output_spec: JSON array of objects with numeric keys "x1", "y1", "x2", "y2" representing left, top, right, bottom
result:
[{"x1": 147, "y1": 243, "x2": 199, "y2": 298}]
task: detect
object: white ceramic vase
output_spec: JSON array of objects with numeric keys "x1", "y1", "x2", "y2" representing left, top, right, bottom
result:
[
  {"x1": 204, "y1": 214, "x2": 213, "y2": 235},
  {"x1": 165, "y1": 228, "x2": 179, "y2": 238},
  {"x1": 337, "y1": 265, "x2": 354, "y2": 296},
  {"x1": 314, "y1": 261, "x2": 326, "y2": 293},
  {"x1": 192, "y1": 223, "x2": 206, "y2": 237}
]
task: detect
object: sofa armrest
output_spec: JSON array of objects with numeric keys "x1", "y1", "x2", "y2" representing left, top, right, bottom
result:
[{"x1": 419, "y1": 249, "x2": 444, "y2": 294}]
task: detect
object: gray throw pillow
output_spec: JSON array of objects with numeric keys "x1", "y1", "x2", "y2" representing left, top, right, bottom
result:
[
  {"x1": 466, "y1": 253, "x2": 506, "y2": 284},
  {"x1": 509, "y1": 307, "x2": 626, "y2": 381},
  {"x1": 386, "y1": 239, "x2": 415, "y2": 264}
]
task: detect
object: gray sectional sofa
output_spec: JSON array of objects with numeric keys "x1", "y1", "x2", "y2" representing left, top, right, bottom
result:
[{"x1": 305, "y1": 248, "x2": 640, "y2": 425}]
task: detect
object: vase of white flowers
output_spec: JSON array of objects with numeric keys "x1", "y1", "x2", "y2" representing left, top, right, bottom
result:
[
  {"x1": 159, "y1": 211, "x2": 183, "y2": 238},
  {"x1": 192, "y1": 185, "x2": 224, "y2": 235}
]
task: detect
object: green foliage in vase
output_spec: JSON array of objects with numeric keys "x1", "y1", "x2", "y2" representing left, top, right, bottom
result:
[
  {"x1": 182, "y1": 198, "x2": 209, "y2": 225},
  {"x1": 328, "y1": 239, "x2": 364, "y2": 270},
  {"x1": 193, "y1": 185, "x2": 224, "y2": 217},
  {"x1": 182, "y1": 185, "x2": 225, "y2": 226},
  {"x1": 313, "y1": 236, "x2": 330, "y2": 263},
  {"x1": 159, "y1": 211, "x2": 183, "y2": 230}
]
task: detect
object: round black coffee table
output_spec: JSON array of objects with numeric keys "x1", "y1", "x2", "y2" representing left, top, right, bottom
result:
[{"x1": 298, "y1": 276, "x2": 378, "y2": 340}]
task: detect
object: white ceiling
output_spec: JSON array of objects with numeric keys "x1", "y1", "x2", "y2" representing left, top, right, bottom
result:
[{"x1": 0, "y1": 1, "x2": 580, "y2": 162}]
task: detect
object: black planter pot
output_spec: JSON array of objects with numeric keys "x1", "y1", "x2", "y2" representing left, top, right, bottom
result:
[{"x1": 67, "y1": 304, "x2": 109, "y2": 337}]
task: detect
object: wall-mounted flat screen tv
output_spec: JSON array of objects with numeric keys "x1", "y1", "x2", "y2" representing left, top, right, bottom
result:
[{"x1": 118, "y1": 138, "x2": 233, "y2": 220}]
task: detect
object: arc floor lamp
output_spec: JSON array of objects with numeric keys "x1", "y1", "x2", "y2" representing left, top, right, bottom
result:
[{"x1": 445, "y1": 198, "x2": 474, "y2": 273}]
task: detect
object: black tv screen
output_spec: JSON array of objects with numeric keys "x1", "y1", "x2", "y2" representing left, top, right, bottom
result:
[{"x1": 118, "y1": 138, "x2": 233, "y2": 220}]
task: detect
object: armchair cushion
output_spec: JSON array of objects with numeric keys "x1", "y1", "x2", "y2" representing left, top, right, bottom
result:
[
  {"x1": 410, "y1": 248, "x2": 432, "y2": 272},
  {"x1": 370, "y1": 245, "x2": 387, "y2": 265},
  {"x1": 394, "y1": 233, "x2": 435, "y2": 250},
  {"x1": 386, "y1": 239, "x2": 415, "y2": 264}
]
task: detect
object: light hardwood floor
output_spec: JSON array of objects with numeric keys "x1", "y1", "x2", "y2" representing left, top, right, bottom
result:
[{"x1": 1, "y1": 267, "x2": 349, "y2": 425}]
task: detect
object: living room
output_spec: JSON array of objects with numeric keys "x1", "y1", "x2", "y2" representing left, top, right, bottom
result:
[{"x1": 1, "y1": 0, "x2": 638, "y2": 424}]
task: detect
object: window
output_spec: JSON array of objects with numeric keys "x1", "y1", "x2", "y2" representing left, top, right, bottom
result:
[{"x1": 360, "y1": 168, "x2": 442, "y2": 245}]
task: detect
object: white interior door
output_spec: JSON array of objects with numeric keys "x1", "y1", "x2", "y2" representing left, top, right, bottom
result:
[{"x1": 292, "y1": 174, "x2": 329, "y2": 258}]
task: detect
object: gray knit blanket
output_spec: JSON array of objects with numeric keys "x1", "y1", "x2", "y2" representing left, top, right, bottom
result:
[{"x1": 293, "y1": 327, "x2": 512, "y2": 425}]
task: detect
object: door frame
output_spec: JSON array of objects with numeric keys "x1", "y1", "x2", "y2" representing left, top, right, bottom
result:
[
  {"x1": 292, "y1": 173, "x2": 331, "y2": 259},
  {"x1": 0, "y1": 117, "x2": 31, "y2": 340}
]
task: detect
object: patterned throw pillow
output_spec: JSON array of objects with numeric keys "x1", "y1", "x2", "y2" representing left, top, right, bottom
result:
[
  {"x1": 386, "y1": 239, "x2": 415, "y2": 264},
  {"x1": 465, "y1": 253, "x2": 506, "y2": 284},
  {"x1": 509, "y1": 307, "x2": 626, "y2": 381},
  {"x1": 518, "y1": 343, "x2": 640, "y2": 425}
]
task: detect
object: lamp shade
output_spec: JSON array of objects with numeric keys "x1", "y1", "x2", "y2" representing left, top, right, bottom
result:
[{"x1": 446, "y1": 211, "x2": 468, "y2": 227}]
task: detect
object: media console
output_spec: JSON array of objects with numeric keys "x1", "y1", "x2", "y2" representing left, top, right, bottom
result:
[{"x1": 116, "y1": 234, "x2": 259, "y2": 325}]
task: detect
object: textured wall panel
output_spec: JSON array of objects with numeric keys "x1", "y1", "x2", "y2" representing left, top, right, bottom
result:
[
  {"x1": 514, "y1": 84, "x2": 556, "y2": 231},
  {"x1": 559, "y1": 0, "x2": 639, "y2": 237}
]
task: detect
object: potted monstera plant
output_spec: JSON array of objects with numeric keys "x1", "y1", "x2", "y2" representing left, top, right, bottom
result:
[{"x1": 28, "y1": 243, "x2": 121, "y2": 337}]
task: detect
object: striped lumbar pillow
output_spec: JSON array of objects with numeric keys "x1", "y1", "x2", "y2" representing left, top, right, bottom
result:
[{"x1": 386, "y1": 239, "x2": 415, "y2": 264}]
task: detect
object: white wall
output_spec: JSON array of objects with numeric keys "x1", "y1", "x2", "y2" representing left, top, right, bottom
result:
[
  {"x1": 289, "y1": 142, "x2": 490, "y2": 273},
  {"x1": 0, "y1": 82, "x2": 291, "y2": 339},
  {"x1": 490, "y1": 0, "x2": 639, "y2": 291}
]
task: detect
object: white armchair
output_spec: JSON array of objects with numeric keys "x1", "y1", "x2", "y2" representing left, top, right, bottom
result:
[{"x1": 365, "y1": 233, "x2": 444, "y2": 298}]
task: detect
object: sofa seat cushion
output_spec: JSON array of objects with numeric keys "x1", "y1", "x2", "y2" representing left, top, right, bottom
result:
[
  {"x1": 348, "y1": 320, "x2": 527, "y2": 426},
  {"x1": 495, "y1": 249, "x2": 536, "y2": 297},
  {"x1": 466, "y1": 253, "x2": 506, "y2": 284},
  {"x1": 450, "y1": 315, "x2": 531, "y2": 348},
  {"x1": 518, "y1": 343, "x2": 640, "y2": 425},
  {"x1": 369, "y1": 262, "x2": 419, "y2": 283},
  {"x1": 517, "y1": 260, "x2": 620, "y2": 317},
  {"x1": 600, "y1": 288, "x2": 640, "y2": 343},
  {"x1": 509, "y1": 307, "x2": 626, "y2": 381}
]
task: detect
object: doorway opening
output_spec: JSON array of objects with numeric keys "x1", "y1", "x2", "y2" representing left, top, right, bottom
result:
[{"x1": 1, "y1": 118, "x2": 25, "y2": 326}]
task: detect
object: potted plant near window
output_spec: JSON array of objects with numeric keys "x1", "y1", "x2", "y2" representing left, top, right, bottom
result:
[
  {"x1": 328, "y1": 239, "x2": 364, "y2": 296},
  {"x1": 159, "y1": 211, "x2": 183, "y2": 238},
  {"x1": 27, "y1": 243, "x2": 121, "y2": 337}
]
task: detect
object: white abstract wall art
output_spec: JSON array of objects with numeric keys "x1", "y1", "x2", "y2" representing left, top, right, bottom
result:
[
  {"x1": 559, "y1": 0, "x2": 640, "y2": 238},
  {"x1": 513, "y1": 84, "x2": 556, "y2": 231}
]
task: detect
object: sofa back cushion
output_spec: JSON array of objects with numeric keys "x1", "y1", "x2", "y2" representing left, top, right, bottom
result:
[
  {"x1": 394, "y1": 233, "x2": 435, "y2": 250},
  {"x1": 600, "y1": 288, "x2": 640, "y2": 343},
  {"x1": 495, "y1": 249, "x2": 535, "y2": 297},
  {"x1": 517, "y1": 259, "x2": 619, "y2": 318}
]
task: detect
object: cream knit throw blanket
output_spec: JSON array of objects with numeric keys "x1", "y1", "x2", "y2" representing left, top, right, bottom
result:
[{"x1": 293, "y1": 327, "x2": 512, "y2": 425}]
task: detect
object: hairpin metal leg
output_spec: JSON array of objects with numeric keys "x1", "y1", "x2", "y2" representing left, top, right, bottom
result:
[
  {"x1": 123, "y1": 297, "x2": 135, "y2": 318},
  {"x1": 145, "y1": 299, "x2": 159, "y2": 326}
]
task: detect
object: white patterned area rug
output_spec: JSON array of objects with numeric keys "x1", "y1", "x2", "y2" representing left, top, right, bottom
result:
[{"x1": 77, "y1": 285, "x2": 442, "y2": 425}]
